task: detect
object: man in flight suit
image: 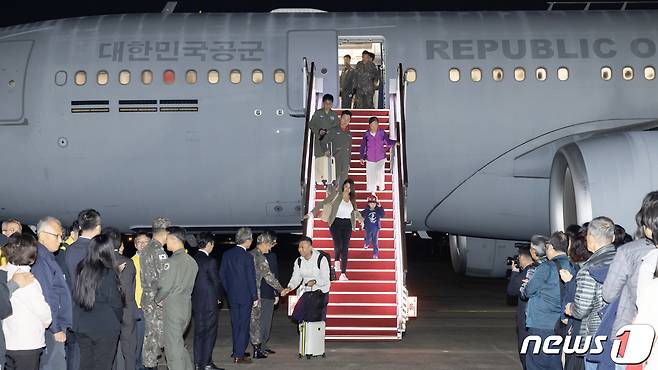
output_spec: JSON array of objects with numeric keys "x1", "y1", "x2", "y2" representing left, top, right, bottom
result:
[
  {"x1": 308, "y1": 94, "x2": 340, "y2": 185},
  {"x1": 354, "y1": 50, "x2": 380, "y2": 109},
  {"x1": 325, "y1": 110, "x2": 353, "y2": 189},
  {"x1": 140, "y1": 217, "x2": 171, "y2": 370},
  {"x1": 156, "y1": 227, "x2": 198, "y2": 370}
]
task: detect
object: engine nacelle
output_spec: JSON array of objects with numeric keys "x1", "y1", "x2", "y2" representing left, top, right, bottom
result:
[
  {"x1": 449, "y1": 235, "x2": 524, "y2": 277},
  {"x1": 549, "y1": 132, "x2": 658, "y2": 234}
]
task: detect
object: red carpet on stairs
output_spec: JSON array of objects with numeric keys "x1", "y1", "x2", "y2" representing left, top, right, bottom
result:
[{"x1": 310, "y1": 108, "x2": 401, "y2": 341}]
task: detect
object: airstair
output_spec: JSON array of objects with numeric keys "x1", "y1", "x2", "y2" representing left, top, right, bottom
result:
[{"x1": 296, "y1": 60, "x2": 415, "y2": 341}]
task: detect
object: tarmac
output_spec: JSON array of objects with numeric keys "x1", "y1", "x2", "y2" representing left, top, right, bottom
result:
[{"x1": 170, "y1": 251, "x2": 522, "y2": 370}]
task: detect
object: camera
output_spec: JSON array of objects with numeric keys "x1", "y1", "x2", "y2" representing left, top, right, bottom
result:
[{"x1": 506, "y1": 255, "x2": 519, "y2": 267}]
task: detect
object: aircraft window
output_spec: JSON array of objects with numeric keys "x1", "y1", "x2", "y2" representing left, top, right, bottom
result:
[
  {"x1": 252, "y1": 69, "x2": 264, "y2": 84},
  {"x1": 535, "y1": 67, "x2": 547, "y2": 81},
  {"x1": 449, "y1": 68, "x2": 460, "y2": 82},
  {"x1": 55, "y1": 71, "x2": 67, "y2": 86},
  {"x1": 601, "y1": 67, "x2": 612, "y2": 81},
  {"x1": 163, "y1": 69, "x2": 175, "y2": 85},
  {"x1": 186, "y1": 70, "x2": 197, "y2": 84},
  {"x1": 230, "y1": 69, "x2": 241, "y2": 84},
  {"x1": 514, "y1": 67, "x2": 526, "y2": 82},
  {"x1": 557, "y1": 67, "x2": 569, "y2": 81},
  {"x1": 74, "y1": 71, "x2": 87, "y2": 86},
  {"x1": 492, "y1": 68, "x2": 503, "y2": 81},
  {"x1": 623, "y1": 66, "x2": 634, "y2": 81},
  {"x1": 644, "y1": 66, "x2": 656, "y2": 80},
  {"x1": 470, "y1": 68, "x2": 481, "y2": 82},
  {"x1": 119, "y1": 70, "x2": 130, "y2": 85},
  {"x1": 97, "y1": 70, "x2": 109, "y2": 85},
  {"x1": 404, "y1": 68, "x2": 416, "y2": 83},
  {"x1": 142, "y1": 70, "x2": 153, "y2": 85},
  {"x1": 208, "y1": 70, "x2": 220, "y2": 84}
]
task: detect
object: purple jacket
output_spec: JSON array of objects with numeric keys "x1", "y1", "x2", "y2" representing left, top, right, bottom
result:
[{"x1": 359, "y1": 129, "x2": 396, "y2": 162}]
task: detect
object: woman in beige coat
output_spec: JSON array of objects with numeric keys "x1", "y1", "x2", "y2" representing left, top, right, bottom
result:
[{"x1": 305, "y1": 179, "x2": 364, "y2": 281}]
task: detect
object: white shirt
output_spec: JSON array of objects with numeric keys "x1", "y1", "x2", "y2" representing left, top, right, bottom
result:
[
  {"x1": 335, "y1": 199, "x2": 353, "y2": 219},
  {"x1": 1, "y1": 264, "x2": 52, "y2": 351},
  {"x1": 287, "y1": 250, "x2": 330, "y2": 294},
  {"x1": 199, "y1": 249, "x2": 210, "y2": 256}
]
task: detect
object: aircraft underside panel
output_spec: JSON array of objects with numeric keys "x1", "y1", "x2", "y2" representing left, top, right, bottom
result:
[{"x1": 0, "y1": 40, "x2": 33, "y2": 124}]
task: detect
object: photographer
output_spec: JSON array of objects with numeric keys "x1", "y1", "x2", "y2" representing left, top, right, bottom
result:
[{"x1": 506, "y1": 246, "x2": 534, "y2": 370}]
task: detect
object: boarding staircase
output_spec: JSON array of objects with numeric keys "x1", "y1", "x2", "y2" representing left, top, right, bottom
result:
[{"x1": 297, "y1": 60, "x2": 414, "y2": 341}]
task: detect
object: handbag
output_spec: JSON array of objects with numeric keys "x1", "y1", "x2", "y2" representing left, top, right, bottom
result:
[{"x1": 320, "y1": 191, "x2": 340, "y2": 223}]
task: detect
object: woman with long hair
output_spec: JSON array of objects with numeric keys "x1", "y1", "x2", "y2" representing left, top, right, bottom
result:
[
  {"x1": 305, "y1": 178, "x2": 364, "y2": 280},
  {"x1": 72, "y1": 234, "x2": 124, "y2": 370}
]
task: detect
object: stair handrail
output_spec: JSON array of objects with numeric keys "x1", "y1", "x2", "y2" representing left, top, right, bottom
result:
[
  {"x1": 397, "y1": 64, "x2": 409, "y2": 197},
  {"x1": 301, "y1": 60, "x2": 316, "y2": 235}
]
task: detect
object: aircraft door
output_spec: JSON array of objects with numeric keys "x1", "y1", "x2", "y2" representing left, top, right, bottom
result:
[
  {"x1": 287, "y1": 30, "x2": 337, "y2": 113},
  {"x1": 0, "y1": 40, "x2": 33, "y2": 125}
]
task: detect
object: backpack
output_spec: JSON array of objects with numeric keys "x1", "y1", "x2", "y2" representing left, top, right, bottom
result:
[{"x1": 297, "y1": 250, "x2": 336, "y2": 282}]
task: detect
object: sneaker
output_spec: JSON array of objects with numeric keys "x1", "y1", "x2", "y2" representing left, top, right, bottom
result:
[
  {"x1": 334, "y1": 260, "x2": 340, "y2": 272},
  {"x1": 339, "y1": 274, "x2": 349, "y2": 281},
  {"x1": 373, "y1": 254, "x2": 379, "y2": 259},
  {"x1": 364, "y1": 244, "x2": 369, "y2": 250}
]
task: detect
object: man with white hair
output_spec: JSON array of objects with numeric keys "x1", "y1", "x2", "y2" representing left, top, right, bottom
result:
[
  {"x1": 32, "y1": 216, "x2": 72, "y2": 370},
  {"x1": 566, "y1": 216, "x2": 617, "y2": 370}
]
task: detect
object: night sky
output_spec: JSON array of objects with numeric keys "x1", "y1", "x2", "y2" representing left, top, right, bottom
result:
[{"x1": 3, "y1": 0, "x2": 658, "y2": 27}]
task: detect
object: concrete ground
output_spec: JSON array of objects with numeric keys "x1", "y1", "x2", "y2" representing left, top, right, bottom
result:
[{"x1": 169, "y1": 256, "x2": 522, "y2": 370}]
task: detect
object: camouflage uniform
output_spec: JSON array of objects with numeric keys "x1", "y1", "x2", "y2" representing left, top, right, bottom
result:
[
  {"x1": 249, "y1": 248, "x2": 284, "y2": 345},
  {"x1": 354, "y1": 60, "x2": 380, "y2": 109},
  {"x1": 140, "y1": 238, "x2": 168, "y2": 368}
]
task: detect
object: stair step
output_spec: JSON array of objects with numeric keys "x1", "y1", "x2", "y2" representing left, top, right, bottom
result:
[
  {"x1": 327, "y1": 304, "x2": 397, "y2": 315},
  {"x1": 314, "y1": 238, "x2": 394, "y2": 248},
  {"x1": 327, "y1": 316, "x2": 398, "y2": 328},
  {"x1": 338, "y1": 270, "x2": 396, "y2": 281},
  {"x1": 329, "y1": 280, "x2": 396, "y2": 292},
  {"x1": 312, "y1": 229, "x2": 394, "y2": 239},
  {"x1": 348, "y1": 116, "x2": 390, "y2": 124},
  {"x1": 336, "y1": 108, "x2": 389, "y2": 115},
  {"x1": 312, "y1": 218, "x2": 394, "y2": 229},
  {"x1": 326, "y1": 327, "x2": 399, "y2": 337},
  {"x1": 317, "y1": 249, "x2": 394, "y2": 259},
  {"x1": 329, "y1": 292, "x2": 396, "y2": 303},
  {"x1": 326, "y1": 335, "x2": 400, "y2": 341}
]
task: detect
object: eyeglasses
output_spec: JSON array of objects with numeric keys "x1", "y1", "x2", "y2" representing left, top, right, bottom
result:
[{"x1": 42, "y1": 231, "x2": 63, "y2": 240}]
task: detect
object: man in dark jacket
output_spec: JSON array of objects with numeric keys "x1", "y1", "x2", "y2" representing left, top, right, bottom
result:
[
  {"x1": 192, "y1": 232, "x2": 224, "y2": 370},
  {"x1": 506, "y1": 246, "x2": 534, "y2": 370},
  {"x1": 219, "y1": 228, "x2": 257, "y2": 364},
  {"x1": 33, "y1": 216, "x2": 72, "y2": 370},
  {"x1": 105, "y1": 227, "x2": 138, "y2": 370}
]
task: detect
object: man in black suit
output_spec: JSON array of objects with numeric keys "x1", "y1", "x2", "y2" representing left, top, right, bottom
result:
[
  {"x1": 192, "y1": 232, "x2": 224, "y2": 370},
  {"x1": 60, "y1": 209, "x2": 102, "y2": 370},
  {"x1": 219, "y1": 228, "x2": 257, "y2": 365},
  {"x1": 105, "y1": 228, "x2": 138, "y2": 370}
]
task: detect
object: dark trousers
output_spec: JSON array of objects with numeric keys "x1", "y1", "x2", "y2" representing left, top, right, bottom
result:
[
  {"x1": 229, "y1": 303, "x2": 252, "y2": 359},
  {"x1": 114, "y1": 313, "x2": 136, "y2": 370},
  {"x1": 135, "y1": 309, "x2": 145, "y2": 370},
  {"x1": 5, "y1": 349, "x2": 42, "y2": 370},
  {"x1": 65, "y1": 330, "x2": 79, "y2": 370},
  {"x1": 77, "y1": 333, "x2": 120, "y2": 370},
  {"x1": 526, "y1": 328, "x2": 563, "y2": 370},
  {"x1": 193, "y1": 308, "x2": 217, "y2": 367},
  {"x1": 330, "y1": 218, "x2": 352, "y2": 273},
  {"x1": 364, "y1": 228, "x2": 379, "y2": 257},
  {"x1": 340, "y1": 94, "x2": 352, "y2": 109},
  {"x1": 517, "y1": 323, "x2": 529, "y2": 370}
]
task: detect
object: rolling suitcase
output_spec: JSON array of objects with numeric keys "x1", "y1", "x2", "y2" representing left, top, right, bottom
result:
[
  {"x1": 314, "y1": 143, "x2": 336, "y2": 186},
  {"x1": 298, "y1": 321, "x2": 326, "y2": 359}
]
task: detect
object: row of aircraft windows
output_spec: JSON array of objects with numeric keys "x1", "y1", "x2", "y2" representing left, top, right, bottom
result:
[
  {"x1": 447, "y1": 66, "x2": 657, "y2": 82},
  {"x1": 56, "y1": 69, "x2": 287, "y2": 87}
]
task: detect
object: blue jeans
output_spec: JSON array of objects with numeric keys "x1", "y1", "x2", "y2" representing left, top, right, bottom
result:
[
  {"x1": 525, "y1": 328, "x2": 563, "y2": 370},
  {"x1": 135, "y1": 309, "x2": 145, "y2": 370},
  {"x1": 65, "y1": 330, "x2": 80, "y2": 370},
  {"x1": 585, "y1": 359, "x2": 598, "y2": 370},
  {"x1": 40, "y1": 331, "x2": 66, "y2": 370},
  {"x1": 364, "y1": 229, "x2": 379, "y2": 258}
]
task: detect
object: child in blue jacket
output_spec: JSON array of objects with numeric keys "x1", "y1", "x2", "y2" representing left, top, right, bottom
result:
[{"x1": 361, "y1": 195, "x2": 385, "y2": 259}]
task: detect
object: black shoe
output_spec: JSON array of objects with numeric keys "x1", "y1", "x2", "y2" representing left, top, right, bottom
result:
[
  {"x1": 253, "y1": 344, "x2": 268, "y2": 359},
  {"x1": 204, "y1": 364, "x2": 225, "y2": 370},
  {"x1": 264, "y1": 348, "x2": 276, "y2": 354}
]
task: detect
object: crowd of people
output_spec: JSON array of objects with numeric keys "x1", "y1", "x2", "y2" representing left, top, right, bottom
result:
[
  {"x1": 339, "y1": 50, "x2": 381, "y2": 109},
  {"x1": 507, "y1": 191, "x2": 658, "y2": 370},
  {"x1": 0, "y1": 210, "x2": 335, "y2": 370}
]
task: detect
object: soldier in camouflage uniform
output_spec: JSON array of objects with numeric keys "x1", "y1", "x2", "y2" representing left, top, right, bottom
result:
[
  {"x1": 140, "y1": 217, "x2": 171, "y2": 369},
  {"x1": 354, "y1": 51, "x2": 380, "y2": 109},
  {"x1": 340, "y1": 55, "x2": 355, "y2": 109},
  {"x1": 249, "y1": 232, "x2": 284, "y2": 359}
]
